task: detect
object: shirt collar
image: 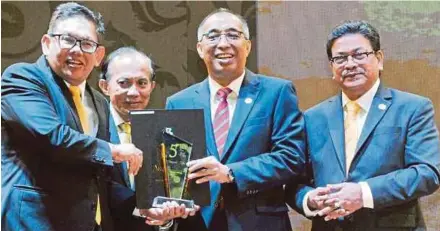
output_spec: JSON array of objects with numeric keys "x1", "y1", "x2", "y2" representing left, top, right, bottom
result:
[
  {"x1": 342, "y1": 78, "x2": 381, "y2": 112},
  {"x1": 64, "y1": 80, "x2": 87, "y2": 99},
  {"x1": 208, "y1": 71, "x2": 245, "y2": 100},
  {"x1": 110, "y1": 105, "x2": 126, "y2": 128}
]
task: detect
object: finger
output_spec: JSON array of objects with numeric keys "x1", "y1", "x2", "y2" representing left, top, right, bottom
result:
[
  {"x1": 145, "y1": 219, "x2": 165, "y2": 226},
  {"x1": 323, "y1": 197, "x2": 339, "y2": 207},
  {"x1": 324, "y1": 208, "x2": 346, "y2": 221},
  {"x1": 317, "y1": 206, "x2": 336, "y2": 217},
  {"x1": 188, "y1": 168, "x2": 216, "y2": 180},
  {"x1": 326, "y1": 183, "x2": 344, "y2": 193},
  {"x1": 195, "y1": 175, "x2": 219, "y2": 184}
]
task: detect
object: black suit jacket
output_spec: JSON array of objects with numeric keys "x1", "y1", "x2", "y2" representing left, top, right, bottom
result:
[{"x1": 1, "y1": 56, "x2": 114, "y2": 231}]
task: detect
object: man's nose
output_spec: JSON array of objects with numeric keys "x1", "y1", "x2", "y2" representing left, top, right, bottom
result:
[{"x1": 127, "y1": 84, "x2": 140, "y2": 96}]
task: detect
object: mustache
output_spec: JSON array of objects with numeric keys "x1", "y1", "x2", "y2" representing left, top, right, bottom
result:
[{"x1": 342, "y1": 70, "x2": 365, "y2": 79}]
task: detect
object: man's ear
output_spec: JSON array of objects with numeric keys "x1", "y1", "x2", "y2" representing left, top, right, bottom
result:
[
  {"x1": 151, "y1": 81, "x2": 156, "y2": 90},
  {"x1": 98, "y1": 79, "x2": 109, "y2": 96},
  {"x1": 41, "y1": 34, "x2": 52, "y2": 55},
  {"x1": 244, "y1": 39, "x2": 252, "y2": 58},
  {"x1": 376, "y1": 50, "x2": 384, "y2": 71},
  {"x1": 196, "y1": 42, "x2": 204, "y2": 59},
  {"x1": 94, "y1": 46, "x2": 106, "y2": 67}
]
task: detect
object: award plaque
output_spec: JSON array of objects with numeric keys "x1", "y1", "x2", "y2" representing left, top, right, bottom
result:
[
  {"x1": 130, "y1": 109, "x2": 210, "y2": 209},
  {"x1": 152, "y1": 130, "x2": 194, "y2": 208}
]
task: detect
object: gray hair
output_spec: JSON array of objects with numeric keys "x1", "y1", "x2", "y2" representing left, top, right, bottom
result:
[
  {"x1": 197, "y1": 8, "x2": 250, "y2": 42},
  {"x1": 100, "y1": 46, "x2": 155, "y2": 81}
]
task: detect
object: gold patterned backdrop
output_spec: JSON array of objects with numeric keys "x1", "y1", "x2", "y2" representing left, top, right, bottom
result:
[{"x1": 2, "y1": 1, "x2": 439, "y2": 230}]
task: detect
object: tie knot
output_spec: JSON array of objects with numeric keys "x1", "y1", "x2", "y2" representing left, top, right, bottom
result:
[
  {"x1": 69, "y1": 85, "x2": 82, "y2": 98},
  {"x1": 119, "y1": 122, "x2": 131, "y2": 134},
  {"x1": 217, "y1": 88, "x2": 232, "y2": 100},
  {"x1": 346, "y1": 101, "x2": 361, "y2": 113}
]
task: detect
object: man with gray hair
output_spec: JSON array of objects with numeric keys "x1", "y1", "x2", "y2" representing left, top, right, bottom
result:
[
  {"x1": 99, "y1": 47, "x2": 197, "y2": 231},
  {"x1": 166, "y1": 8, "x2": 305, "y2": 231}
]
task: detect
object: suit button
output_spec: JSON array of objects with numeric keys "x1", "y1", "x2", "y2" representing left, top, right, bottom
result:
[
  {"x1": 91, "y1": 202, "x2": 97, "y2": 210},
  {"x1": 214, "y1": 201, "x2": 219, "y2": 208}
]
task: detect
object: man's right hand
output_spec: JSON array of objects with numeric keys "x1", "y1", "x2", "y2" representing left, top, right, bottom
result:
[
  {"x1": 307, "y1": 186, "x2": 333, "y2": 210},
  {"x1": 110, "y1": 143, "x2": 143, "y2": 175}
]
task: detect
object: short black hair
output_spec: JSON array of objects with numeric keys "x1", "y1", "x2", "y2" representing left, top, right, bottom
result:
[
  {"x1": 47, "y1": 2, "x2": 105, "y2": 40},
  {"x1": 100, "y1": 46, "x2": 155, "y2": 81},
  {"x1": 326, "y1": 20, "x2": 380, "y2": 60}
]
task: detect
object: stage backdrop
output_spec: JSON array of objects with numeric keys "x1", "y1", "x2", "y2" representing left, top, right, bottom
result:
[{"x1": 2, "y1": 1, "x2": 439, "y2": 230}]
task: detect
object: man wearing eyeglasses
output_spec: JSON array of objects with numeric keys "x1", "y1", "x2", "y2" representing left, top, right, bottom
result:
[
  {"x1": 286, "y1": 20, "x2": 440, "y2": 230},
  {"x1": 0, "y1": 3, "x2": 173, "y2": 231},
  {"x1": 166, "y1": 8, "x2": 305, "y2": 231}
]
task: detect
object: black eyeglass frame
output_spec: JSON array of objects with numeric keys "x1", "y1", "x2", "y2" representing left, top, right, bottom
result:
[
  {"x1": 330, "y1": 51, "x2": 377, "y2": 65},
  {"x1": 49, "y1": 33, "x2": 101, "y2": 54}
]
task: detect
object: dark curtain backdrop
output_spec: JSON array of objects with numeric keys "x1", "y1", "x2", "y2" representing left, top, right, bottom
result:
[{"x1": 2, "y1": 1, "x2": 439, "y2": 230}]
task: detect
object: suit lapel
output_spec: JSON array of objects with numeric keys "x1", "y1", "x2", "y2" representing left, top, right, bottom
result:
[
  {"x1": 46, "y1": 58, "x2": 84, "y2": 133},
  {"x1": 326, "y1": 95, "x2": 346, "y2": 174},
  {"x1": 193, "y1": 79, "x2": 219, "y2": 159},
  {"x1": 355, "y1": 85, "x2": 392, "y2": 155},
  {"x1": 221, "y1": 70, "x2": 260, "y2": 162}
]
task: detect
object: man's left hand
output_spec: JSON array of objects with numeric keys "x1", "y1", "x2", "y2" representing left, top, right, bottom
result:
[
  {"x1": 140, "y1": 202, "x2": 200, "y2": 226},
  {"x1": 187, "y1": 156, "x2": 230, "y2": 184},
  {"x1": 322, "y1": 182, "x2": 363, "y2": 221}
]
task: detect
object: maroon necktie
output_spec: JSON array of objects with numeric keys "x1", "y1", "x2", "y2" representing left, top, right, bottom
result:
[{"x1": 213, "y1": 88, "x2": 232, "y2": 156}]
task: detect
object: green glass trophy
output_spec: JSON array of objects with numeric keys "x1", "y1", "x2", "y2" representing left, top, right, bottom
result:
[{"x1": 152, "y1": 129, "x2": 195, "y2": 209}]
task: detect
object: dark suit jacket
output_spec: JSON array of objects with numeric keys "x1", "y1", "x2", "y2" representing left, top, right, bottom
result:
[
  {"x1": 286, "y1": 84, "x2": 440, "y2": 231},
  {"x1": 166, "y1": 70, "x2": 305, "y2": 231},
  {"x1": 107, "y1": 121, "x2": 154, "y2": 231},
  {"x1": 1, "y1": 56, "x2": 114, "y2": 231}
]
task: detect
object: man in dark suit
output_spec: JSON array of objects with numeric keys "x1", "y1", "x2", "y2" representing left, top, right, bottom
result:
[
  {"x1": 1, "y1": 3, "x2": 144, "y2": 231},
  {"x1": 286, "y1": 20, "x2": 440, "y2": 230},
  {"x1": 99, "y1": 47, "x2": 196, "y2": 231},
  {"x1": 166, "y1": 8, "x2": 305, "y2": 231}
]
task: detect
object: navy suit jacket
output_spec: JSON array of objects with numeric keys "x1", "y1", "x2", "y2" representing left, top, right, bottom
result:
[
  {"x1": 286, "y1": 84, "x2": 440, "y2": 231},
  {"x1": 1, "y1": 56, "x2": 114, "y2": 231},
  {"x1": 107, "y1": 119, "x2": 154, "y2": 231},
  {"x1": 166, "y1": 70, "x2": 305, "y2": 231}
]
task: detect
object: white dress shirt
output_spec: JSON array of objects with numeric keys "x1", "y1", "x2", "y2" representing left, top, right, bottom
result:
[
  {"x1": 64, "y1": 81, "x2": 98, "y2": 137},
  {"x1": 208, "y1": 71, "x2": 245, "y2": 125},
  {"x1": 303, "y1": 79, "x2": 380, "y2": 216}
]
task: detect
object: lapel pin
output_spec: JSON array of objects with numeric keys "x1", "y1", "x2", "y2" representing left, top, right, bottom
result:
[
  {"x1": 245, "y1": 98, "x2": 253, "y2": 104},
  {"x1": 378, "y1": 104, "x2": 387, "y2": 110}
]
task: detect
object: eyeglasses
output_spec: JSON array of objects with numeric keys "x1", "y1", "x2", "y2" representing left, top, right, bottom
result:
[
  {"x1": 199, "y1": 30, "x2": 247, "y2": 44},
  {"x1": 49, "y1": 34, "x2": 100, "y2": 54},
  {"x1": 330, "y1": 51, "x2": 376, "y2": 65}
]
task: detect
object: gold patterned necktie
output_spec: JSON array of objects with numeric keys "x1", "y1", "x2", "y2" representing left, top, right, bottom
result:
[
  {"x1": 118, "y1": 122, "x2": 135, "y2": 189},
  {"x1": 69, "y1": 85, "x2": 100, "y2": 225},
  {"x1": 344, "y1": 101, "x2": 361, "y2": 174}
]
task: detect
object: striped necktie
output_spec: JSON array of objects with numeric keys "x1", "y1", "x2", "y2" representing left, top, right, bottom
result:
[{"x1": 213, "y1": 88, "x2": 232, "y2": 157}]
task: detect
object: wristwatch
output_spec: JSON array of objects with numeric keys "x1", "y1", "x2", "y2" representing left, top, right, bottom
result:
[{"x1": 158, "y1": 220, "x2": 173, "y2": 231}]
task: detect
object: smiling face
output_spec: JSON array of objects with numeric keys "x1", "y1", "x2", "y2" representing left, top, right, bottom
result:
[
  {"x1": 99, "y1": 53, "x2": 155, "y2": 121},
  {"x1": 330, "y1": 33, "x2": 384, "y2": 100},
  {"x1": 41, "y1": 16, "x2": 105, "y2": 86},
  {"x1": 197, "y1": 12, "x2": 251, "y2": 86}
]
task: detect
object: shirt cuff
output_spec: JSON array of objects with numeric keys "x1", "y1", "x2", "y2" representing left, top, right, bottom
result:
[
  {"x1": 303, "y1": 190, "x2": 319, "y2": 217},
  {"x1": 132, "y1": 207, "x2": 142, "y2": 217},
  {"x1": 359, "y1": 182, "x2": 374, "y2": 209}
]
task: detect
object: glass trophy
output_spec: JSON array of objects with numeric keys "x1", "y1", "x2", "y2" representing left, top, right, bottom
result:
[{"x1": 152, "y1": 129, "x2": 195, "y2": 209}]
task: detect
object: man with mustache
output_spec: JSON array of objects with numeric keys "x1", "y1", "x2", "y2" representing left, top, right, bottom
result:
[
  {"x1": 166, "y1": 8, "x2": 305, "y2": 231},
  {"x1": 1, "y1": 3, "x2": 145, "y2": 231},
  {"x1": 99, "y1": 47, "x2": 197, "y2": 231},
  {"x1": 286, "y1": 20, "x2": 440, "y2": 230}
]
